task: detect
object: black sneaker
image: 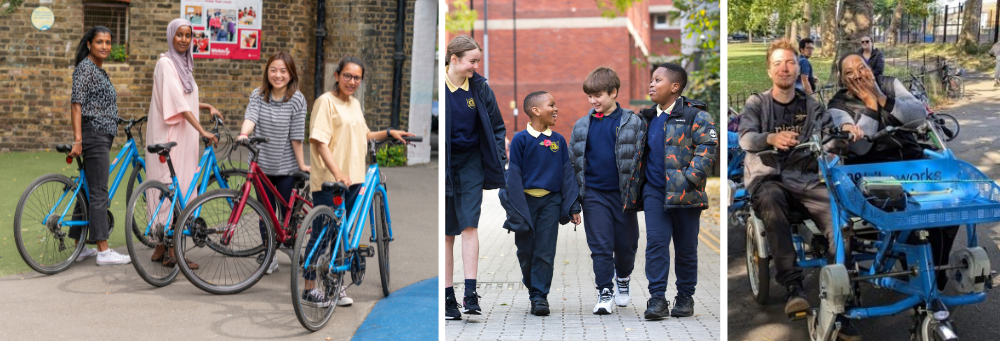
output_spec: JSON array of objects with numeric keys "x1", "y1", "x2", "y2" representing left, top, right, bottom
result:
[
  {"x1": 531, "y1": 298, "x2": 550, "y2": 316},
  {"x1": 301, "y1": 288, "x2": 331, "y2": 308},
  {"x1": 837, "y1": 316, "x2": 862, "y2": 341},
  {"x1": 462, "y1": 293, "x2": 482, "y2": 315},
  {"x1": 644, "y1": 296, "x2": 670, "y2": 320},
  {"x1": 785, "y1": 283, "x2": 810, "y2": 321},
  {"x1": 445, "y1": 294, "x2": 462, "y2": 320},
  {"x1": 670, "y1": 295, "x2": 694, "y2": 317}
]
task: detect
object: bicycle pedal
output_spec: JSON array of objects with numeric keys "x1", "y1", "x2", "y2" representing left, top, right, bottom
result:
[
  {"x1": 787, "y1": 310, "x2": 809, "y2": 321},
  {"x1": 358, "y1": 244, "x2": 375, "y2": 257}
]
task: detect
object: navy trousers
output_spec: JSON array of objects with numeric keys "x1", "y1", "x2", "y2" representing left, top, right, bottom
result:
[
  {"x1": 643, "y1": 183, "x2": 701, "y2": 298},
  {"x1": 514, "y1": 191, "x2": 561, "y2": 301},
  {"x1": 582, "y1": 188, "x2": 639, "y2": 291},
  {"x1": 302, "y1": 184, "x2": 361, "y2": 280}
]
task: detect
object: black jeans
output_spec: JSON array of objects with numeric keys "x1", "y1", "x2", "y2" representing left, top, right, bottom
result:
[
  {"x1": 69, "y1": 121, "x2": 114, "y2": 242},
  {"x1": 302, "y1": 184, "x2": 361, "y2": 281},
  {"x1": 253, "y1": 175, "x2": 295, "y2": 239},
  {"x1": 751, "y1": 180, "x2": 846, "y2": 288}
]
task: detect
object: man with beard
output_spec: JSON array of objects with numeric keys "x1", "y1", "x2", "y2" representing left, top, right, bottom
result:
[{"x1": 738, "y1": 38, "x2": 862, "y2": 340}]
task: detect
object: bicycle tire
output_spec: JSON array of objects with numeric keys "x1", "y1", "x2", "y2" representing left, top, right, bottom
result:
[
  {"x1": 14, "y1": 174, "x2": 88, "y2": 274},
  {"x1": 125, "y1": 163, "x2": 153, "y2": 248},
  {"x1": 175, "y1": 189, "x2": 274, "y2": 295},
  {"x1": 125, "y1": 180, "x2": 180, "y2": 287},
  {"x1": 373, "y1": 189, "x2": 391, "y2": 297},
  {"x1": 292, "y1": 205, "x2": 344, "y2": 331},
  {"x1": 934, "y1": 113, "x2": 961, "y2": 142}
]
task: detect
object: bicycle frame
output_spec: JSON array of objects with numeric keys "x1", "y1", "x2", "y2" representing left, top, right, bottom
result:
[
  {"x1": 808, "y1": 133, "x2": 987, "y2": 320},
  {"x1": 142, "y1": 145, "x2": 235, "y2": 238},
  {"x1": 302, "y1": 163, "x2": 392, "y2": 273},
  {"x1": 44, "y1": 137, "x2": 145, "y2": 229},
  {"x1": 226, "y1": 160, "x2": 313, "y2": 244}
]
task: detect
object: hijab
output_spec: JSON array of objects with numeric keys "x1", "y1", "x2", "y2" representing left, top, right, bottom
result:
[{"x1": 166, "y1": 18, "x2": 196, "y2": 94}]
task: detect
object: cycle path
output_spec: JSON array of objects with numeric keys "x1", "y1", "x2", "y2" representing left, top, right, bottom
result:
[{"x1": 0, "y1": 163, "x2": 438, "y2": 341}]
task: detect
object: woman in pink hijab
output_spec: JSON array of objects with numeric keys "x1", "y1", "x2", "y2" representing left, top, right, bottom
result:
[{"x1": 144, "y1": 18, "x2": 223, "y2": 269}]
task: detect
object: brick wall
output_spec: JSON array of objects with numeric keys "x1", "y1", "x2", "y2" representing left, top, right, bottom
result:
[
  {"x1": 0, "y1": 0, "x2": 415, "y2": 151},
  {"x1": 448, "y1": 0, "x2": 652, "y2": 139}
]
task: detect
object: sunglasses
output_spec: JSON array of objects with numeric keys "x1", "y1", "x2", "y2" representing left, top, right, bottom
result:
[{"x1": 861, "y1": 40, "x2": 871, "y2": 43}]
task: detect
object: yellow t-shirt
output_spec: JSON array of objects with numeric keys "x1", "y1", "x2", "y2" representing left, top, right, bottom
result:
[{"x1": 309, "y1": 91, "x2": 371, "y2": 192}]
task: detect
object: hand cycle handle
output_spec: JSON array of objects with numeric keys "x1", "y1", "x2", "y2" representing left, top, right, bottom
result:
[{"x1": 401, "y1": 136, "x2": 422, "y2": 143}]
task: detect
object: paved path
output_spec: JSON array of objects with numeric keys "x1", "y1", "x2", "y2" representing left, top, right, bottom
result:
[
  {"x1": 0, "y1": 164, "x2": 438, "y2": 340},
  {"x1": 446, "y1": 180, "x2": 722, "y2": 340},
  {"x1": 726, "y1": 72, "x2": 1000, "y2": 340}
]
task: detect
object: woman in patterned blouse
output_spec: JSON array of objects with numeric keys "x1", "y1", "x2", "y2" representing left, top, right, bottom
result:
[{"x1": 68, "y1": 26, "x2": 132, "y2": 266}]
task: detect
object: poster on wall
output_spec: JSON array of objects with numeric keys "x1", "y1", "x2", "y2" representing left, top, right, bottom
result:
[{"x1": 180, "y1": 0, "x2": 261, "y2": 60}]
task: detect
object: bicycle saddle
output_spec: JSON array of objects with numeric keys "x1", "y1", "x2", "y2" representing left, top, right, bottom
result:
[
  {"x1": 55, "y1": 144, "x2": 73, "y2": 153},
  {"x1": 290, "y1": 170, "x2": 310, "y2": 182},
  {"x1": 147, "y1": 142, "x2": 178, "y2": 154},
  {"x1": 322, "y1": 181, "x2": 349, "y2": 194}
]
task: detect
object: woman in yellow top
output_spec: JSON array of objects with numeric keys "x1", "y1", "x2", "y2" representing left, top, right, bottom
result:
[{"x1": 300, "y1": 56, "x2": 414, "y2": 308}]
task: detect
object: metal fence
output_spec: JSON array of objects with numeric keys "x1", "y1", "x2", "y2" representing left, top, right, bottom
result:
[{"x1": 873, "y1": 3, "x2": 1000, "y2": 45}]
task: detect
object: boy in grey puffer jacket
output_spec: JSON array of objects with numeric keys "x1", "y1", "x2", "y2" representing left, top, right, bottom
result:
[{"x1": 569, "y1": 67, "x2": 645, "y2": 315}]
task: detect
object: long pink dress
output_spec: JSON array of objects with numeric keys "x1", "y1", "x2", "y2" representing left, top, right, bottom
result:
[{"x1": 146, "y1": 55, "x2": 200, "y2": 233}]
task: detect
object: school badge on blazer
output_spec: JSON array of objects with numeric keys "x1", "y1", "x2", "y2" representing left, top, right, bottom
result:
[{"x1": 467, "y1": 98, "x2": 476, "y2": 109}]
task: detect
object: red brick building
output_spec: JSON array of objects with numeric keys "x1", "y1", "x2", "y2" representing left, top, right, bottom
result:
[{"x1": 447, "y1": 0, "x2": 683, "y2": 138}]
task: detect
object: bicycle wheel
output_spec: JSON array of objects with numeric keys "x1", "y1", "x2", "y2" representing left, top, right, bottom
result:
[
  {"x1": 933, "y1": 113, "x2": 961, "y2": 142},
  {"x1": 372, "y1": 189, "x2": 391, "y2": 297},
  {"x1": 292, "y1": 206, "x2": 345, "y2": 331},
  {"x1": 175, "y1": 189, "x2": 274, "y2": 295},
  {"x1": 14, "y1": 174, "x2": 88, "y2": 274},
  {"x1": 946, "y1": 76, "x2": 964, "y2": 100},
  {"x1": 125, "y1": 163, "x2": 153, "y2": 248},
  {"x1": 125, "y1": 180, "x2": 181, "y2": 286}
]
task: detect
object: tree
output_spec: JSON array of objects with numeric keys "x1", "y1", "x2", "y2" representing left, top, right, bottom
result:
[
  {"x1": 821, "y1": 0, "x2": 839, "y2": 57},
  {"x1": 959, "y1": 0, "x2": 982, "y2": 49},
  {"x1": 799, "y1": 1, "x2": 812, "y2": 42},
  {"x1": 445, "y1": 0, "x2": 476, "y2": 34},
  {"x1": 887, "y1": 0, "x2": 904, "y2": 46},
  {"x1": 830, "y1": 0, "x2": 874, "y2": 83}
]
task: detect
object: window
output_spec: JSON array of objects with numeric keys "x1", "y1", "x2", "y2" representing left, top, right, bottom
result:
[
  {"x1": 653, "y1": 13, "x2": 680, "y2": 30},
  {"x1": 83, "y1": 2, "x2": 129, "y2": 62}
]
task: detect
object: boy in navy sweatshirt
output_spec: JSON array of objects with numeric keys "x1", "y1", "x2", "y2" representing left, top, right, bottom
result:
[
  {"x1": 500, "y1": 91, "x2": 581, "y2": 316},
  {"x1": 569, "y1": 67, "x2": 645, "y2": 315}
]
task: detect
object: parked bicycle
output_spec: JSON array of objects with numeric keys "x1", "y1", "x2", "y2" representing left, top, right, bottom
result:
[
  {"x1": 290, "y1": 135, "x2": 421, "y2": 331},
  {"x1": 909, "y1": 73, "x2": 960, "y2": 142},
  {"x1": 124, "y1": 116, "x2": 248, "y2": 287},
  {"x1": 170, "y1": 135, "x2": 314, "y2": 294},
  {"x1": 14, "y1": 117, "x2": 149, "y2": 274}
]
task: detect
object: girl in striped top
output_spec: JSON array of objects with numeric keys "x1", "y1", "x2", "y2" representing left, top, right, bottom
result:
[{"x1": 236, "y1": 51, "x2": 309, "y2": 275}]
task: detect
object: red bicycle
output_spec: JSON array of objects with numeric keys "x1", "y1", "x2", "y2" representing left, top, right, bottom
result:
[{"x1": 173, "y1": 136, "x2": 313, "y2": 294}]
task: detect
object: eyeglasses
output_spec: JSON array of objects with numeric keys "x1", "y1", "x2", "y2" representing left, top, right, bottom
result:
[{"x1": 341, "y1": 73, "x2": 362, "y2": 82}]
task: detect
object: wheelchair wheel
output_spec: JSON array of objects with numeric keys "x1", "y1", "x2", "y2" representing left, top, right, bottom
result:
[
  {"x1": 916, "y1": 312, "x2": 958, "y2": 341},
  {"x1": 745, "y1": 217, "x2": 770, "y2": 304}
]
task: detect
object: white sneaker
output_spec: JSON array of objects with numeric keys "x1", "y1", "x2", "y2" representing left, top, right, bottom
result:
[
  {"x1": 337, "y1": 287, "x2": 353, "y2": 306},
  {"x1": 615, "y1": 276, "x2": 631, "y2": 307},
  {"x1": 593, "y1": 288, "x2": 614, "y2": 314},
  {"x1": 265, "y1": 255, "x2": 278, "y2": 274},
  {"x1": 76, "y1": 247, "x2": 98, "y2": 262},
  {"x1": 96, "y1": 249, "x2": 131, "y2": 266}
]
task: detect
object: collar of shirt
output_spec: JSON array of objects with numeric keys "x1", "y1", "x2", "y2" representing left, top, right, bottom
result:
[
  {"x1": 526, "y1": 123, "x2": 553, "y2": 138},
  {"x1": 656, "y1": 101, "x2": 676, "y2": 117},
  {"x1": 444, "y1": 66, "x2": 470, "y2": 93}
]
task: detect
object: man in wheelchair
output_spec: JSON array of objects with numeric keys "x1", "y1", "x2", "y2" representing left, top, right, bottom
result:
[
  {"x1": 738, "y1": 39, "x2": 863, "y2": 340},
  {"x1": 827, "y1": 53, "x2": 959, "y2": 292}
]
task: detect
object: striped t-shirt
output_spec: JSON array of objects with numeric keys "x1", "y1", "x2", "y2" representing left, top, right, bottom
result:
[{"x1": 244, "y1": 88, "x2": 307, "y2": 175}]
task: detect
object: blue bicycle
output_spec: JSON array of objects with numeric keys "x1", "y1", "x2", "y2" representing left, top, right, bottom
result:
[
  {"x1": 290, "y1": 135, "x2": 421, "y2": 331},
  {"x1": 124, "y1": 117, "x2": 249, "y2": 287},
  {"x1": 14, "y1": 117, "x2": 149, "y2": 274}
]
